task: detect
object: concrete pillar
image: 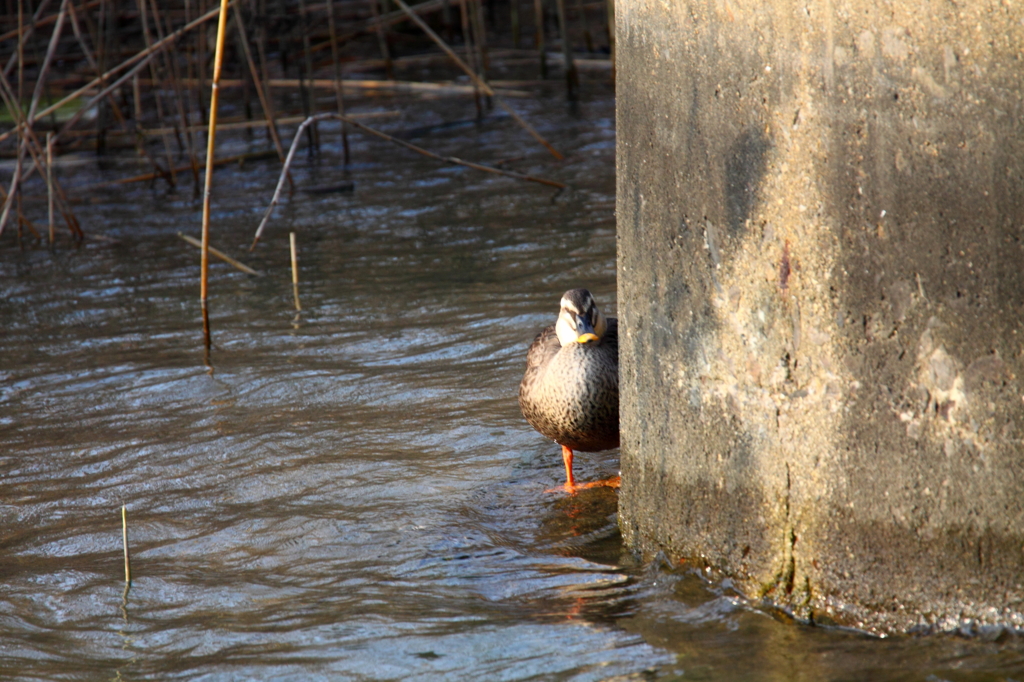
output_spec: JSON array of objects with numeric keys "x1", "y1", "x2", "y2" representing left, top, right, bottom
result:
[{"x1": 615, "y1": 0, "x2": 1024, "y2": 633}]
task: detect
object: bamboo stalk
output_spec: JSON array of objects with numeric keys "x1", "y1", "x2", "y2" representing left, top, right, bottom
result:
[
  {"x1": 250, "y1": 112, "x2": 565, "y2": 249},
  {"x1": 391, "y1": 0, "x2": 563, "y2": 160}
]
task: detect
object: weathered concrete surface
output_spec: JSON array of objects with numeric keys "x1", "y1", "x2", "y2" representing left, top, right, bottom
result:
[{"x1": 615, "y1": 0, "x2": 1024, "y2": 633}]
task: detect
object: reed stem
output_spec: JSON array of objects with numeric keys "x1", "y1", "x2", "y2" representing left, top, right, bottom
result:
[
  {"x1": 0, "y1": 3, "x2": 226, "y2": 147},
  {"x1": 250, "y1": 112, "x2": 565, "y2": 249},
  {"x1": 290, "y1": 231, "x2": 301, "y2": 311},
  {"x1": 178, "y1": 232, "x2": 261, "y2": 275},
  {"x1": 534, "y1": 0, "x2": 546, "y2": 78},
  {"x1": 392, "y1": 0, "x2": 563, "y2": 160},
  {"x1": 122, "y1": 504, "x2": 131, "y2": 585},
  {"x1": 325, "y1": 0, "x2": 350, "y2": 163},
  {"x1": 46, "y1": 132, "x2": 54, "y2": 246},
  {"x1": 201, "y1": 0, "x2": 231, "y2": 315},
  {"x1": 554, "y1": 0, "x2": 578, "y2": 100}
]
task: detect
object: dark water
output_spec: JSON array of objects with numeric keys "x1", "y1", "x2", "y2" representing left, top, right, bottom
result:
[{"x1": 2, "y1": 80, "x2": 1023, "y2": 680}]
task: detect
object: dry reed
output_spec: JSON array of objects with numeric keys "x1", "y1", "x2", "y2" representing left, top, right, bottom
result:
[
  {"x1": 250, "y1": 111, "x2": 565, "y2": 249},
  {"x1": 1, "y1": 0, "x2": 613, "y2": 333},
  {"x1": 178, "y1": 232, "x2": 261, "y2": 276},
  {"x1": 122, "y1": 504, "x2": 131, "y2": 586},
  {"x1": 290, "y1": 231, "x2": 301, "y2": 311}
]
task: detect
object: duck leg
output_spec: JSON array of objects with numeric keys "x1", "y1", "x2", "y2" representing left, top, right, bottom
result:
[
  {"x1": 562, "y1": 444, "x2": 575, "y2": 489},
  {"x1": 544, "y1": 445, "x2": 576, "y2": 493},
  {"x1": 545, "y1": 444, "x2": 621, "y2": 494}
]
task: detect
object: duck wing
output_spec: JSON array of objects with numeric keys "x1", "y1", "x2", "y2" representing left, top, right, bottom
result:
[
  {"x1": 603, "y1": 317, "x2": 618, "y2": 356},
  {"x1": 521, "y1": 324, "x2": 560, "y2": 387}
]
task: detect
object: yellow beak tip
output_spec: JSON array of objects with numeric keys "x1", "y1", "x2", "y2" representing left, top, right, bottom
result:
[{"x1": 576, "y1": 333, "x2": 599, "y2": 344}]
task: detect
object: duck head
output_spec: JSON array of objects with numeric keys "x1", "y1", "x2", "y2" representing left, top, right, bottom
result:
[{"x1": 554, "y1": 288, "x2": 608, "y2": 346}]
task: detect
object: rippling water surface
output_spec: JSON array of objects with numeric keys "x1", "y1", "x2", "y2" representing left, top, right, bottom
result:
[{"x1": 2, "y1": 80, "x2": 1022, "y2": 681}]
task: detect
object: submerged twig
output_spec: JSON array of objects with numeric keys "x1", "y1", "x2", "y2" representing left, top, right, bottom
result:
[{"x1": 250, "y1": 112, "x2": 566, "y2": 250}]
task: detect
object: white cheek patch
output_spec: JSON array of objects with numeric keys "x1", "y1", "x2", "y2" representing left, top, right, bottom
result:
[{"x1": 555, "y1": 316, "x2": 578, "y2": 346}]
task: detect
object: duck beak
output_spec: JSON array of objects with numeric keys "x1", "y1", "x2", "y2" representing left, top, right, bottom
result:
[{"x1": 575, "y1": 317, "x2": 599, "y2": 344}]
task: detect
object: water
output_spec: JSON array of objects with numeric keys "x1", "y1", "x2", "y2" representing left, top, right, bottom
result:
[{"x1": 2, "y1": 80, "x2": 1023, "y2": 680}]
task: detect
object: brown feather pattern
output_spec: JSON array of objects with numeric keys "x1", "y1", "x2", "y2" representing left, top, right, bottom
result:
[{"x1": 518, "y1": 316, "x2": 619, "y2": 452}]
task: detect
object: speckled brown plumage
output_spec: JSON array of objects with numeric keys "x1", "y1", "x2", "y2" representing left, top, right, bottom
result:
[{"x1": 518, "y1": 298, "x2": 619, "y2": 453}]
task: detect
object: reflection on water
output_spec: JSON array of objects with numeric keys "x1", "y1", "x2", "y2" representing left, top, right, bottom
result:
[{"x1": 2, "y1": 81, "x2": 1022, "y2": 680}]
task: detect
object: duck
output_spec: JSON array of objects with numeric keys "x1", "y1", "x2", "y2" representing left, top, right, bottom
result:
[{"x1": 518, "y1": 288, "x2": 621, "y2": 493}]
